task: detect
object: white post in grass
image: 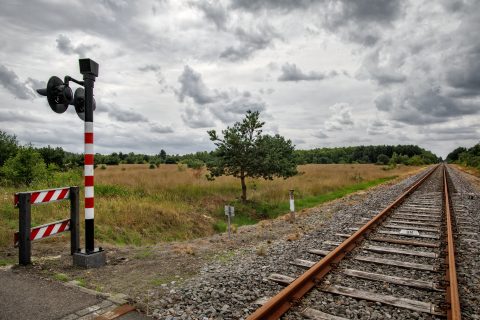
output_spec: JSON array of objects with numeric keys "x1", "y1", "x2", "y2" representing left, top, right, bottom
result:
[{"x1": 289, "y1": 189, "x2": 295, "y2": 223}]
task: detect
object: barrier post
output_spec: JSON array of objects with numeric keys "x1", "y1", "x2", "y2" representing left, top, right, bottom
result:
[
  {"x1": 18, "y1": 193, "x2": 31, "y2": 266},
  {"x1": 70, "y1": 186, "x2": 80, "y2": 255}
]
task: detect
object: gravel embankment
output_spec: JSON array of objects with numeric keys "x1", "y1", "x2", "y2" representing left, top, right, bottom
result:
[
  {"x1": 145, "y1": 169, "x2": 428, "y2": 319},
  {"x1": 446, "y1": 166, "x2": 480, "y2": 319},
  {"x1": 145, "y1": 166, "x2": 479, "y2": 320}
]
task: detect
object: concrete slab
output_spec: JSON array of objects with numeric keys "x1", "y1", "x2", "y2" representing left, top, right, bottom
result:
[{"x1": 0, "y1": 268, "x2": 101, "y2": 320}]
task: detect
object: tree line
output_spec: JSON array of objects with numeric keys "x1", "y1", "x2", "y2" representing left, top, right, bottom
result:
[
  {"x1": 0, "y1": 125, "x2": 439, "y2": 188},
  {"x1": 446, "y1": 144, "x2": 480, "y2": 168},
  {"x1": 295, "y1": 145, "x2": 440, "y2": 166}
]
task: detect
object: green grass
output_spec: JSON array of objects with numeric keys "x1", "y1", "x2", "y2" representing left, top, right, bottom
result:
[
  {"x1": 75, "y1": 278, "x2": 86, "y2": 287},
  {"x1": 212, "y1": 176, "x2": 397, "y2": 230},
  {"x1": 53, "y1": 273, "x2": 69, "y2": 282},
  {"x1": 264, "y1": 176, "x2": 397, "y2": 218},
  {"x1": 0, "y1": 258, "x2": 15, "y2": 266}
]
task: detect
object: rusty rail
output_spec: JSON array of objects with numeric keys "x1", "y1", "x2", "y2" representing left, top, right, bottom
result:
[
  {"x1": 443, "y1": 166, "x2": 461, "y2": 319},
  {"x1": 247, "y1": 165, "x2": 439, "y2": 320}
]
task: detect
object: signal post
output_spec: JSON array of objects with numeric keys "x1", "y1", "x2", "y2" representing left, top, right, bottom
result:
[{"x1": 37, "y1": 59, "x2": 105, "y2": 268}]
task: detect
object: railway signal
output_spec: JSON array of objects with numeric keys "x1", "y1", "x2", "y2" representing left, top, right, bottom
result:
[{"x1": 36, "y1": 58, "x2": 105, "y2": 268}]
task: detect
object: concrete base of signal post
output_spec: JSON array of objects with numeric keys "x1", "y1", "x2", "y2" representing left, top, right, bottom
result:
[{"x1": 73, "y1": 249, "x2": 106, "y2": 268}]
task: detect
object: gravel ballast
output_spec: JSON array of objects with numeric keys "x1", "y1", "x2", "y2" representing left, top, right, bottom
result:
[{"x1": 142, "y1": 166, "x2": 479, "y2": 319}]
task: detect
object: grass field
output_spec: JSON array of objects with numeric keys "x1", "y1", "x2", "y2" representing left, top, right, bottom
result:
[{"x1": 0, "y1": 164, "x2": 422, "y2": 248}]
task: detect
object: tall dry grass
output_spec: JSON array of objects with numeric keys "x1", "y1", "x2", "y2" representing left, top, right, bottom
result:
[{"x1": 0, "y1": 164, "x2": 421, "y2": 247}]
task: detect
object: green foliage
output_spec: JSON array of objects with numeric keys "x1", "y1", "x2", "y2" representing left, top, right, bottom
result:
[
  {"x1": 0, "y1": 130, "x2": 18, "y2": 167},
  {"x1": 37, "y1": 146, "x2": 66, "y2": 168},
  {"x1": 448, "y1": 143, "x2": 480, "y2": 168},
  {"x1": 446, "y1": 147, "x2": 467, "y2": 163},
  {"x1": 181, "y1": 158, "x2": 204, "y2": 170},
  {"x1": 207, "y1": 110, "x2": 297, "y2": 201},
  {"x1": 1, "y1": 147, "x2": 47, "y2": 186},
  {"x1": 376, "y1": 154, "x2": 390, "y2": 165},
  {"x1": 295, "y1": 145, "x2": 439, "y2": 165}
]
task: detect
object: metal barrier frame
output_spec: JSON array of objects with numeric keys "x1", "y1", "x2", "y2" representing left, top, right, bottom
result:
[{"x1": 15, "y1": 186, "x2": 80, "y2": 265}]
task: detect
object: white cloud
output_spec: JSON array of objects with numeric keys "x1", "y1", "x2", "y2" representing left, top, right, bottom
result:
[{"x1": 0, "y1": 0, "x2": 477, "y2": 159}]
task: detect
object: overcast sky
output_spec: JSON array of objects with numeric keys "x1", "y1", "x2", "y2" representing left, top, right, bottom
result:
[{"x1": 0, "y1": 0, "x2": 479, "y2": 158}]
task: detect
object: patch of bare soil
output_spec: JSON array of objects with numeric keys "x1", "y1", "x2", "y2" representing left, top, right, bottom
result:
[{"x1": 2, "y1": 172, "x2": 421, "y2": 307}]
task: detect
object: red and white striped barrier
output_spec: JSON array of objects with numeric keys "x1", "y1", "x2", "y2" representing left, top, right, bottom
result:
[
  {"x1": 14, "y1": 187, "x2": 70, "y2": 207},
  {"x1": 14, "y1": 219, "x2": 70, "y2": 247}
]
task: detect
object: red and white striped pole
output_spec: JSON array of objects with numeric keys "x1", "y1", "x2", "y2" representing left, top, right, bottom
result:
[
  {"x1": 80, "y1": 59, "x2": 99, "y2": 253},
  {"x1": 84, "y1": 120, "x2": 94, "y2": 252}
]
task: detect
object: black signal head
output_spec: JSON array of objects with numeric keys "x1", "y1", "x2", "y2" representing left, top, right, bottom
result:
[
  {"x1": 73, "y1": 87, "x2": 96, "y2": 121},
  {"x1": 36, "y1": 76, "x2": 72, "y2": 113}
]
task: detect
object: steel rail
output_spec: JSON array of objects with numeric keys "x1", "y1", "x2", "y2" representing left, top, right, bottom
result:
[
  {"x1": 247, "y1": 165, "x2": 440, "y2": 320},
  {"x1": 443, "y1": 166, "x2": 461, "y2": 319}
]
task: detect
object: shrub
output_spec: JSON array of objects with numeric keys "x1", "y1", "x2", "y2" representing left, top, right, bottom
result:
[{"x1": 2, "y1": 147, "x2": 47, "y2": 186}]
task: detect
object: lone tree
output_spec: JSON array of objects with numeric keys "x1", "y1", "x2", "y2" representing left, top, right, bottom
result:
[{"x1": 207, "y1": 110, "x2": 297, "y2": 201}]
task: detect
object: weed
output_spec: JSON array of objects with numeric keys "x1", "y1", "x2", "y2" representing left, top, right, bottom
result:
[
  {"x1": 53, "y1": 273, "x2": 69, "y2": 282},
  {"x1": 0, "y1": 258, "x2": 14, "y2": 266},
  {"x1": 75, "y1": 278, "x2": 86, "y2": 287},
  {"x1": 134, "y1": 249, "x2": 153, "y2": 260},
  {"x1": 256, "y1": 244, "x2": 267, "y2": 256},
  {"x1": 214, "y1": 250, "x2": 236, "y2": 263}
]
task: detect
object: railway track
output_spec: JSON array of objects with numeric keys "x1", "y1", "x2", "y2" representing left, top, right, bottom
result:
[{"x1": 248, "y1": 164, "x2": 463, "y2": 320}]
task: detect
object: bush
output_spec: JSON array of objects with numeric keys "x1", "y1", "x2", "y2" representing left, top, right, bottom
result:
[
  {"x1": 376, "y1": 154, "x2": 390, "y2": 165},
  {"x1": 1, "y1": 147, "x2": 47, "y2": 186},
  {"x1": 0, "y1": 131, "x2": 19, "y2": 167}
]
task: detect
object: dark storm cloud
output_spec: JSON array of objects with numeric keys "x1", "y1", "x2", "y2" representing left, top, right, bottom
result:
[
  {"x1": 230, "y1": 0, "x2": 319, "y2": 12},
  {"x1": 220, "y1": 24, "x2": 281, "y2": 61},
  {"x1": 56, "y1": 34, "x2": 97, "y2": 57},
  {"x1": 231, "y1": 0, "x2": 404, "y2": 46},
  {"x1": 375, "y1": 88, "x2": 479, "y2": 125},
  {"x1": 445, "y1": 46, "x2": 480, "y2": 96},
  {"x1": 0, "y1": 64, "x2": 37, "y2": 100},
  {"x1": 367, "y1": 119, "x2": 389, "y2": 135},
  {"x1": 278, "y1": 63, "x2": 338, "y2": 82},
  {"x1": 0, "y1": 1, "x2": 153, "y2": 52},
  {"x1": 322, "y1": 0, "x2": 405, "y2": 46},
  {"x1": 361, "y1": 50, "x2": 406, "y2": 86},
  {"x1": 418, "y1": 125, "x2": 479, "y2": 142},
  {"x1": 190, "y1": 0, "x2": 228, "y2": 30},
  {"x1": 176, "y1": 65, "x2": 267, "y2": 127},
  {"x1": 177, "y1": 65, "x2": 215, "y2": 105}
]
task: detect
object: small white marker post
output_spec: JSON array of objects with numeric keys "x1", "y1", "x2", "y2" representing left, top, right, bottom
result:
[
  {"x1": 289, "y1": 189, "x2": 295, "y2": 223},
  {"x1": 225, "y1": 205, "x2": 235, "y2": 239}
]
